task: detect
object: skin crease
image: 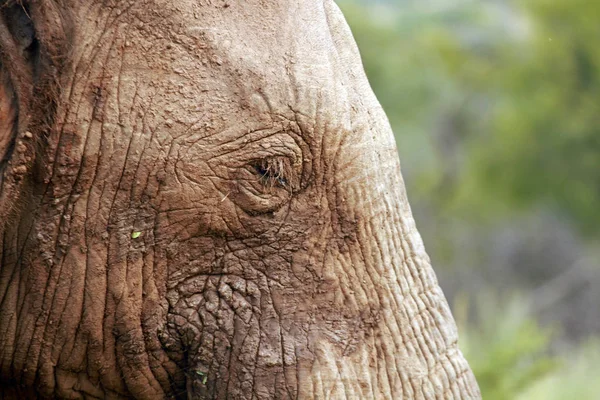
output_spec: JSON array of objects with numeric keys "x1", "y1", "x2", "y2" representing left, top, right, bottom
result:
[{"x1": 0, "y1": 0, "x2": 481, "y2": 399}]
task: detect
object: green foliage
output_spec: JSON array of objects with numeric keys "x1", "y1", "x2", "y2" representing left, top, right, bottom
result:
[
  {"x1": 517, "y1": 339, "x2": 600, "y2": 400},
  {"x1": 455, "y1": 293, "x2": 558, "y2": 400},
  {"x1": 339, "y1": 0, "x2": 600, "y2": 235},
  {"x1": 465, "y1": 0, "x2": 600, "y2": 234},
  {"x1": 456, "y1": 293, "x2": 600, "y2": 400}
]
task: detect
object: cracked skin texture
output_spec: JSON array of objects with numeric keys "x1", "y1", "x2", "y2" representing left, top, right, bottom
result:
[{"x1": 0, "y1": 0, "x2": 480, "y2": 399}]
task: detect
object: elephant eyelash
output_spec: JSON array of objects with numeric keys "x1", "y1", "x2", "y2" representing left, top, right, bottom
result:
[{"x1": 251, "y1": 157, "x2": 293, "y2": 189}]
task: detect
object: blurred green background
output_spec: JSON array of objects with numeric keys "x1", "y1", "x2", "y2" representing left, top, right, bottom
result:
[{"x1": 337, "y1": 0, "x2": 600, "y2": 398}]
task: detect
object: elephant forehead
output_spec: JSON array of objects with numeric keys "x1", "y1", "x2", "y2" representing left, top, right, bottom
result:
[
  {"x1": 122, "y1": 0, "x2": 347, "y2": 125},
  {"x1": 167, "y1": 0, "x2": 336, "y2": 69}
]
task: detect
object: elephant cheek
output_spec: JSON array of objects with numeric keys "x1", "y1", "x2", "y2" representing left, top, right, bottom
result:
[{"x1": 163, "y1": 274, "x2": 276, "y2": 398}]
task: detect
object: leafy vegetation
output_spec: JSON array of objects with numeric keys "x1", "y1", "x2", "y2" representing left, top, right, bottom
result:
[
  {"x1": 455, "y1": 293, "x2": 557, "y2": 399},
  {"x1": 517, "y1": 339, "x2": 600, "y2": 400},
  {"x1": 340, "y1": 0, "x2": 600, "y2": 231}
]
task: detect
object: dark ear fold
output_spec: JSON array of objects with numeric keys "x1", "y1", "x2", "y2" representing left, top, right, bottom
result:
[
  {"x1": 2, "y1": 1, "x2": 37, "y2": 55},
  {"x1": 0, "y1": 0, "x2": 38, "y2": 163},
  {"x1": 0, "y1": 0, "x2": 72, "y2": 221},
  {"x1": 0, "y1": 0, "x2": 71, "y2": 164},
  {"x1": 0, "y1": 60, "x2": 16, "y2": 162}
]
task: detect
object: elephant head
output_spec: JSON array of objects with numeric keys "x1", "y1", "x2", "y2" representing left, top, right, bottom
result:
[{"x1": 0, "y1": 0, "x2": 480, "y2": 398}]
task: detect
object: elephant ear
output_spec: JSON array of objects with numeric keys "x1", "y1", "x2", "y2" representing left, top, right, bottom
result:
[
  {"x1": 0, "y1": 0, "x2": 38, "y2": 163},
  {"x1": 0, "y1": 57, "x2": 17, "y2": 164},
  {"x1": 0, "y1": 0, "x2": 71, "y2": 221}
]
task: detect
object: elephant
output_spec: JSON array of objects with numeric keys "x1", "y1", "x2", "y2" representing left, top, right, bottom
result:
[{"x1": 0, "y1": 0, "x2": 480, "y2": 398}]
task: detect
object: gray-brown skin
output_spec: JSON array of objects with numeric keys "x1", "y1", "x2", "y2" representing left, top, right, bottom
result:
[{"x1": 0, "y1": 0, "x2": 480, "y2": 399}]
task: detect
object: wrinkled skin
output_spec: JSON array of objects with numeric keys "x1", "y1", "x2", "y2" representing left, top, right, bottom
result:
[{"x1": 0, "y1": 0, "x2": 480, "y2": 399}]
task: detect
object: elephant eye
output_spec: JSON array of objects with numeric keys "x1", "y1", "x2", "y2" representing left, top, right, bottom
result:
[
  {"x1": 251, "y1": 157, "x2": 292, "y2": 189},
  {"x1": 230, "y1": 156, "x2": 297, "y2": 215}
]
